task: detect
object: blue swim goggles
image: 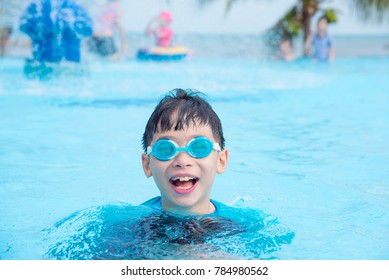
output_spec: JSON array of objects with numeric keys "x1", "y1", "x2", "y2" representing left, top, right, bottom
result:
[{"x1": 146, "y1": 136, "x2": 221, "y2": 161}]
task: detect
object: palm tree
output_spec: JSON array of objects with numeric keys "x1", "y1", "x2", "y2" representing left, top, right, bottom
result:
[
  {"x1": 218, "y1": 0, "x2": 389, "y2": 56},
  {"x1": 353, "y1": 0, "x2": 389, "y2": 21},
  {"x1": 264, "y1": 0, "x2": 331, "y2": 56}
]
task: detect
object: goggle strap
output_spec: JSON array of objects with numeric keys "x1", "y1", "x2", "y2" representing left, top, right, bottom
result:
[{"x1": 213, "y1": 143, "x2": 221, "y2": 152}]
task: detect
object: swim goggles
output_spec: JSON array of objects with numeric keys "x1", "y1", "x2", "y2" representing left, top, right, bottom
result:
[{"x1": 146, "y1": 136, "x2": 221, "y2": 161}]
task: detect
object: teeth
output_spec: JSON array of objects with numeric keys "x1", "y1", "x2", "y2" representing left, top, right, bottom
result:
[{"x1": 172, "y1": 176, "x2": 195, "y2": 182}]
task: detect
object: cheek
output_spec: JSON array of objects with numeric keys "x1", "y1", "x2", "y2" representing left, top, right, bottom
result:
[
  {"x1": 149, "y1": 160, "x2": 168, "y2": 176},
  {"x1": 200, "y1": 156, "x2": 218, "y2": 172}
]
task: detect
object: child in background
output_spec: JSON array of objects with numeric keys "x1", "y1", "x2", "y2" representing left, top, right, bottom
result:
[
  {"x1": 145, "y1": 11, "x2": 174, "y2": 47},
  {"x1": 88, "y1": 0, "x2": 128, "y2": 59},
  {"x1": 278, "y1": 39, "x2": 296, "y2": 61},
  {"x1": 0, "y1": 26, "x2": 13, "y2": 56},
  {"x1": 305, "y1": 15, "x2": 335, "y2": 62}
]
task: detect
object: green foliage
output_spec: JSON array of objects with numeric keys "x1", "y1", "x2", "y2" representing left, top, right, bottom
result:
[
  {"x1": 198, "y1": 0, "x2": 389, "y2": 57},
  {"x1": 283, "y1": 6, "x2": 302, "y2": 36},
  {"x1": 287, "y1": 21, "x2": 302, "y2": 36},
  {"x1": 262, "y1": 5, "x2": 298, "y2": 56},
  {"x1": 324, "y1": 9, "x2": 337, "y2": 23},
  {"x1": 352, "y1": 0, "x2": 389, "y2": 22}
]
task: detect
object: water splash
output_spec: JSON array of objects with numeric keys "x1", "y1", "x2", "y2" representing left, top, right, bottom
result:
[{"x1": 43, "y1": 202, "x2": 294, "y2": 260}]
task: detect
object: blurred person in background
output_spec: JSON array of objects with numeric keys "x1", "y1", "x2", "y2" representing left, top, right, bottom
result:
[
  {"x1": 87, "y1": 0, "x2": 128, "y2": 59},
  {"x1": 305, "y1": 15, "x2": 335, "y2": 62},
  {"x1": 278, "y1": 39, "x2": 296, "y2": 61},
  {"x1": 0, "y1": 25, "x2": 13, "y2": 56},
  {"x1": 145, "y1": 11, "x2": 174, "y2": 47}
]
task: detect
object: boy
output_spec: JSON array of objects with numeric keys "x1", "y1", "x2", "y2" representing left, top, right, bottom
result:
[
  {"x1": 141, "y1": 88, "x2": 229, "y2": 216},
  {"x1": 305, "y1": 15, "x2": 335, "y2": 62},
  {"x1": 45, "y1": 89, "x2": 294, "y2": 260}
]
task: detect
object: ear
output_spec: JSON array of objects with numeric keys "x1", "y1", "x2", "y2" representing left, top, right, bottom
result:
[
  {"x1": 216, "y1": 149, "x2": 228, "y2": 174},
  {"x1": 141, "y1": 153, "x2": 153, "y2": 177}
]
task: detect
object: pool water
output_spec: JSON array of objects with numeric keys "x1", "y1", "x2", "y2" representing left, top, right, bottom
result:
[
  {"x1": 1, "y1": 55, "x2": 389, "y2": 259},
  {"x1": 42, "y1": 200, "x2": 294, "y2": 260}
]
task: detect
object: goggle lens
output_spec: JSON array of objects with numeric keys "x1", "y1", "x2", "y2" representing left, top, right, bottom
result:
[
  {"x1": 188, "y1": 137, "x2": 213, "y2": 158},
  {"x1": 155, "y1": 140, "x2": 175, "y2": 159}
]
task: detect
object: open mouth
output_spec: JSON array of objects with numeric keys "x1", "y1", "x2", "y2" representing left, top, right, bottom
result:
[{"x1": 169, "y1": 176, "x2": 199, "y2": 194}]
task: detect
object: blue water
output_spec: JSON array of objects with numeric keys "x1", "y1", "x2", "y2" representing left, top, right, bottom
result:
[
  {"x1": 42, "y1": 201, "x2": 294, "y2": 260},
  {"x1": 1, "y1": 54, "x2": 389, "y2": 259}
]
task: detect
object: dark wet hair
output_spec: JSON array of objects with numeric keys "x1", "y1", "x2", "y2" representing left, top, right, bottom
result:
[{"x1": 142, "y1": 88, "x2": 225, "y2": 152}]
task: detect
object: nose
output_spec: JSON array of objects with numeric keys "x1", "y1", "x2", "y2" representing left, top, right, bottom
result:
[{"x1": 171, "y1": 151, "x2": 193, "y2": 168}]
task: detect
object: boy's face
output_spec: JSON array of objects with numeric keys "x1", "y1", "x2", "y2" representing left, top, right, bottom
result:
[
  {"x1": 318, "y1": 18, "x2": 328, "y2": 33},
  {"x1": 141, "y1": 123, "x2": 228, "y2": 215}
]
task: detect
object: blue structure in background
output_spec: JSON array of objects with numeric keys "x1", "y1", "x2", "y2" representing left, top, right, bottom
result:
[{"x1": 20, "y1": 0, "x2": 93, "y2": 63}]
